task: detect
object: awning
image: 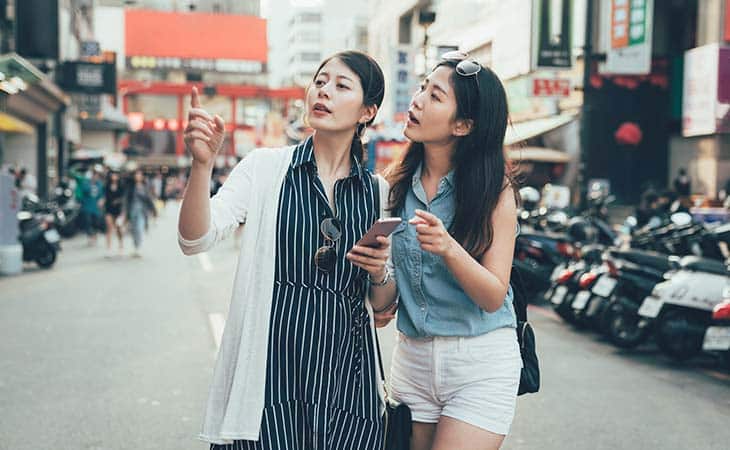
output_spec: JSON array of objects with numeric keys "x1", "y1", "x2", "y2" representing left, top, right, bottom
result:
[
  {"x1": 80, "y1": 101, "x2": 130, "y2": 131},
  {"x1": 71, "y1": 148, "x2": 106, "y2": 160},
  {"x1": 505, "y1": 112, "x2": 578, "y2": 146},
  {"x1": 508, "y1": 146, "x2": 571, "y2": 163},
  {"x1": 0, "y1": 53, "x2": 69, "y2": 124},
  {"x1": 0, "y1": 112, "x2": 33, "y2": 134}
]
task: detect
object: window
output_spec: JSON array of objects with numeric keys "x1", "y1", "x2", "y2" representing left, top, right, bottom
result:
[
  {"x1": 299, "y1": 13, "x2": 321, "y2": 24},
  {"x1": 300, "y1": 52, "x2": 321, "y2": 62},
  {"x1": 399, "y1": 13, "x2": 412, "y2": 44}
]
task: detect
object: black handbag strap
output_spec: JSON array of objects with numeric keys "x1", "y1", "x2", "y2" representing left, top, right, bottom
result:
[
  {"x1": 370, "y1": 172, "x2": 388, "y2": 384},
  {"x1": 373, "y1": 324, "x2": 387, "y2": 383},
  {"x1": 511, "y1": 265, "x2": 529, "y2": 323}
]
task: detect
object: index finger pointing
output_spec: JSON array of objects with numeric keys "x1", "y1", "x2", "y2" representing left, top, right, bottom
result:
[
  {"x1": 413, "y1": 209, "x2": 439, "y2": 225},
  {"x1": 191, "y1": 86, "x2": 201, "y2": 108}
]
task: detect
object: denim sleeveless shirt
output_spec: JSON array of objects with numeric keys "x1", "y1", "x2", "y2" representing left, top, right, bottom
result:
[{"x1": 392, "y1": 164, "x2": 517, "y2": 338}]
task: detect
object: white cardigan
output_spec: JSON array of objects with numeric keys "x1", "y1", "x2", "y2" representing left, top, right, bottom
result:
[{"x1": 178, "y1": 145, "x2": 388, "y2": 444}]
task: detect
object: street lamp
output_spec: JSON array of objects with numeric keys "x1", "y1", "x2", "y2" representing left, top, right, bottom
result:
[{"x1": 418, "y1": 10, "x2": 436, "y2": 75}]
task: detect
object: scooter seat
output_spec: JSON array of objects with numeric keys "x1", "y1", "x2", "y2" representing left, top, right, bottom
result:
[
  {"x1": 608, "y1": 249, "x2": 676, "y2": 272},
  {"x1": 678, "y1": 256, "x2": 728, "y2": 276}
]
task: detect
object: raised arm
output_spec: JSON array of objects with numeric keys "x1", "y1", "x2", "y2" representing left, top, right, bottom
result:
[{"x1": 178, "y1": 86, "x2": 226, "y2": 241}]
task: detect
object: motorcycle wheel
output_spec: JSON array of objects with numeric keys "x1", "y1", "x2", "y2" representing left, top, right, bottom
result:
[
  {"x1": 655, "y1": 310, "x2": 705, "y2": 362},
  {"x1": 35, "y1": 247, "x2": 57, "y2": 268},
  {"x1": 606, "y1": 298, "x2": 650, "y2": 349},
  {"x1": 554, "y1": 291, "x2": 580, "y2": 325},
  {"x1": 597, "y1": 298, "x2": 615, "y2": 336}
]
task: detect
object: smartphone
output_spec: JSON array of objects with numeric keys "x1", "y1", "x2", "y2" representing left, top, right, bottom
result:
[{"x1": 356, "y1": 218, "x2": 403, "y2": 247}]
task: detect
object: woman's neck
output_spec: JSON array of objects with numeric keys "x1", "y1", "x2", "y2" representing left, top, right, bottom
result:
[
  {"x1": 422, "y1": 141, "x2": 454, "y2": 181},
  {"x1": 312, "y1": 130, "x2": 354, "y2": 179}
]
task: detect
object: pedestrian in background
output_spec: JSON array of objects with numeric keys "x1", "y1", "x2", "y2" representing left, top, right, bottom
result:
[
  {"x1": 124, "y1": 169, "x2": 156, "y2": 258},
  {"x1": 673, "y1": 167, "x2": 691, "y2": 197},
  {"x1": 72, "y1": 165, "x2": 105, "y2": 246},
  {"x1": 104, "y1": 171, "x2": 126, "y2": 257},
  {"x1": 178, "y1": 51, "x2": 394, "y2": 449},
  {"x1": 380, "y1": 51, "x2": 521, "y2": 450}
]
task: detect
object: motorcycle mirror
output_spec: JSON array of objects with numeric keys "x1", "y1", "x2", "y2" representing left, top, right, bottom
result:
[
  {"x1": 670, "y1": 212, "x2": 692, "y2": 227},
  {"x1": 519, "y1": 186, "x2": 540, "y2": 201}
]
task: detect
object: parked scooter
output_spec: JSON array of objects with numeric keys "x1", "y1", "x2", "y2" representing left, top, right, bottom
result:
[
  {"x1": 637, "y1": 256, "x2": 729, "y2": 361},
  {"x1": 17, "y1": 210, "x2": 61, "y2": 268},
  {"x1": 702, "y1": 296, "x2": 730, "y2": 369},
  {"x1": 599, "y1": 249, "x2": 676, "y2": 348}
]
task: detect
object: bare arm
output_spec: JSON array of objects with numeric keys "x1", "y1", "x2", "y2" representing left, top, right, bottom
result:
[
  {"x1": 412, "y1": 187, "x2": 517, "y2": 313},
  {"x1": 178, "y1": 161, "x2": 214, "y2": 239},
  {"x1": 177, "y1": 86, "x2": 226, "y2": 241}
]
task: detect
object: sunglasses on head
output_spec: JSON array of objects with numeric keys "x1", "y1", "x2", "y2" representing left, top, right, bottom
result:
[
  {"x1": 313, "y1": 217, "x2": 342, "y2": 273},
  {"x1": 441, "y1": 51, "x2": 482, "y2": 77}
]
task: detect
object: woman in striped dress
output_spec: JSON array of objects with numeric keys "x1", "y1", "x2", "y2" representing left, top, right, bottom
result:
[{"x1": 178, "y1": 51, "x2": 399, "y2": 449}]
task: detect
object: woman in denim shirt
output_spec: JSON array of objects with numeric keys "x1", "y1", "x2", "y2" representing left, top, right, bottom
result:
[{"x1": 377, "y1": 53, "x2": 521, "y2": 450}]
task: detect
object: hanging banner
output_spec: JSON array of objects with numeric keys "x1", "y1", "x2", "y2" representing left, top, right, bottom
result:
[
  {"x1": 682, "y1": 44, "x2": 730, "y2": 137},
  {"x1": 600, "y1": 0, "x2": 654, "y2": 75},
  {"x1": 531, "y1": 0, "x2": 572, "y2": 69}
]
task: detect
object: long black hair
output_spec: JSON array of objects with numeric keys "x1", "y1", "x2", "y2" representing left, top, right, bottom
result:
[
  {"x1": 387, "y1": 60, "x2": 518, "y2": 259},
  {"x1": 310, "y1": 50, "x2": 385, "y2": 162}
]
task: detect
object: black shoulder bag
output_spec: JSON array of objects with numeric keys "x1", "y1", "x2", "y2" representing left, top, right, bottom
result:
[
  {"x1": 511, "y1": 265, "x2": 540, "y2": 395},
  {"x1": 374, "y1": 329, "x2": 412, "y2": 450}
]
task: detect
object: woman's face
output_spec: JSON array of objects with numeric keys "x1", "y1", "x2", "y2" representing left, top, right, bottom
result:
[
  {"x1": 110, "y1": 173, "x2": 119, "y2": 183},
  {"x1": 306, "y1": 58, "x2": 371, "y2": 133},
  {"x1": 134, "y1": 171, "x2": 144, "y2": 183},
  {"x1": 404, "y1": 66, "x2": 466, "y2": 144}
]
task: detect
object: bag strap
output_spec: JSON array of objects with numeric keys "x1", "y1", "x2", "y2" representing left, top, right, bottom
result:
[
  {"x1": 373, "y1": 321, "x2": 387, "y2": 384},
  {"x1": 511, "y1": 265, "x2": 529, "y2": 323},
  {"x1": 370, "y1": 172, "x2": 388, "y2": 385}
]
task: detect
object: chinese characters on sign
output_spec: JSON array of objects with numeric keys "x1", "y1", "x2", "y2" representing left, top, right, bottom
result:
[
  {"x1": 393, "y1": 47, "x2": 415, "y2": 120},
  {"x1": 126, "y1": 56, "x2": 264, "y2": 74},
  {"x1": 532, "y1": 78, "x2": 571, "y2": 97}
]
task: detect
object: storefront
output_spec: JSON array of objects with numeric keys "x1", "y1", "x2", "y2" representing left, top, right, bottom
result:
[{"x1": 0, "y1": 54, "x2": 69, "y2": 198}]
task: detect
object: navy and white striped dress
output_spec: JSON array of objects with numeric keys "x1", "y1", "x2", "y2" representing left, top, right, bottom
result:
[{"x1": 211, "y1": 137, "x2": 383, "y2": 450}]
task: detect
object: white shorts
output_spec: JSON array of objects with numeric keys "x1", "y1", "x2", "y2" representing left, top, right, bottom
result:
[{"x1": 389, "y1": 327, "x2": 522, "y2": 435}]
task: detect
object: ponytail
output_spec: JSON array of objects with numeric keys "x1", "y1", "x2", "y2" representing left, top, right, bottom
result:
[{"x1": 350, "y1": 123, "x2": 367, "y2": 162}]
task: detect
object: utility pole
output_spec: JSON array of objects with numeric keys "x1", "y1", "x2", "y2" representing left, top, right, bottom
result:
[{"x1": 578, "y1": 0, "x2": 594, "y2": 211}]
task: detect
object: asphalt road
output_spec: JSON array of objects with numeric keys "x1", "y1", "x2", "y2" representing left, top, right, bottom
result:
[{"x1": 1, "y1": 203, "x2": 728, "y2": 450}]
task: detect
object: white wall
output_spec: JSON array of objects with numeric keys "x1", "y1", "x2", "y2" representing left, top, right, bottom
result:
[
  {"x1": 266, "y1": 0, "x2": 296, "y2": 87},
  {"x1": 4, "y1": 134, "x2": 38, "y2": 178},
  {"x1": 94, "y1": 7, "x2": 127, "y2": 73}
]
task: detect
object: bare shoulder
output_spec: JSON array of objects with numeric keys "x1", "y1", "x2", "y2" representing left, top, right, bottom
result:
[{"x1": 497, "y1": 183, "x2": 518, "y2": 214}]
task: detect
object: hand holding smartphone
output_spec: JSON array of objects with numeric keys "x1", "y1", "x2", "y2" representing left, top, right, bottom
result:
[{"x1": 355, "y1": 218, "x2": 402, "y2": 248}]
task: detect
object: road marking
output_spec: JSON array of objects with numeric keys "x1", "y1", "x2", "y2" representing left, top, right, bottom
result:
[
  {"x1": 198, "y1": 252, "x2": 213, "y2": 272},
  {"x1": 208, "y1": 313, "x2": 225, "y2": 351},
  {"x1": 700, "y1": 369, "x2": 730, "y2": 382}
]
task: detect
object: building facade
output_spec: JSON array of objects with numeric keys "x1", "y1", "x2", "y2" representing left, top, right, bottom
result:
[{"x1": 267, "y1": 0, "x2": 370, "y2": 88}]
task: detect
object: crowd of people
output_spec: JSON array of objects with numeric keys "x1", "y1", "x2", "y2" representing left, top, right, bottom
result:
[{"x1": 65, "y1": 165, "x2": 167, "y2": 258}]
